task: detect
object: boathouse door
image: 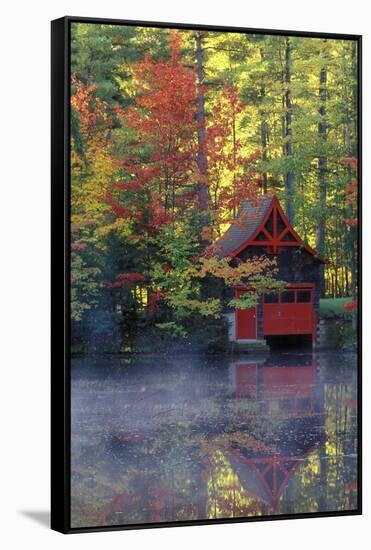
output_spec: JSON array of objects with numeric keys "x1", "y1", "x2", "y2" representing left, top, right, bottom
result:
[
  {"x1": 263, "y1": 286, "x2": 315, "y2": 340},
  {"x1": 235, "y1": 290, "x2": 257, "y2": 340}
]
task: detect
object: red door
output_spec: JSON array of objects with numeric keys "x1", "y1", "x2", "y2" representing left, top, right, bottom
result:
[{"x1": 235, "y1": 290, "x2": 257, "y2": 339}]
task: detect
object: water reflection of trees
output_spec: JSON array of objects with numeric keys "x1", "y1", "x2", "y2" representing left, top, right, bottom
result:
[{"x1": 70, "y1": 353, "x2": 358, "y2": 528}]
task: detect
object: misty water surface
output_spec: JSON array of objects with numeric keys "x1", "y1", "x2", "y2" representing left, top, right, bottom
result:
[{"x1": 70, "y1": 352, "x2": 358, "y2": 528}]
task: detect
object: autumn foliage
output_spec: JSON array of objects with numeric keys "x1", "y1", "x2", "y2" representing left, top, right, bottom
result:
[{"x1": 69, "y1": 31, "x2": 276, "y2": 328}]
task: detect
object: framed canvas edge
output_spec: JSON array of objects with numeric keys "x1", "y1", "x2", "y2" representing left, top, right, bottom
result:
[
  {"x1": 51, "y1": 16, "x2": 71, "y2": 534},
  {"x1": 50, "y1": 15, "x2": 363, "y2": 534}
]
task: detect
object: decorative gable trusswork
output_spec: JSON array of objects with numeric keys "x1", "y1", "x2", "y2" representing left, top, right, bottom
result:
[
  {"x1": 215, "y1": 194, "x2": 325, "y2": 263},
  {"x1": 229, "y1": 445, "x2": 321, "y2": 508}
]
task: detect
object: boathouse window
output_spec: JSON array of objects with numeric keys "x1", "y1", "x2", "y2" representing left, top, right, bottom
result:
[
  {"x1": 265, "y1": 293, "x2": 279, "y2": 303},
  {"x1": 297, "y1": 290, "x2": 311, "y2": 303},
  {"x1": 263, "y1": 289, "x2": 313, "y2": 304},
  {"x1": 281, "y1": 290, "x2": 295, "y2": 303}
]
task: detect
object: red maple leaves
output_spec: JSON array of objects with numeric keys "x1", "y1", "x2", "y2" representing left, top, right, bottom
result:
[
  {"x1": 343, "y1": 300, "x2": 358, "y2": 311},
  {"x1": 109, "y1": 32, "x2": 198, "y2": 232},
  {"x1": 148, "y1": 291, "x2": 164, "y2": 313},
  {"x1": 106, "y1": 272, "x2": 147, "y2": 289},
  {"x1": 106, "y1": 34, "x2": 261, "y2": 237},
  {"x1": 71, "y1": 76, "x2": 110, "y2": 149},
  {"x1": 206, "y1": 85, "x2": 260, "y2": 220},
  {"x1": 101, "y1": 33, "x2": 264, "y2": 308}
]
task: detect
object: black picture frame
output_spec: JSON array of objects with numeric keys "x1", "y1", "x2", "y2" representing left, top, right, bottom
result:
[{"x1": 51, "y1": 16, "x2": 362, "y2": 534}]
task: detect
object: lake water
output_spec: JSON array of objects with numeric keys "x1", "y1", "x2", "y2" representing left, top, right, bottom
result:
[{"x1": 70, "y1": 352, "x2": 358, "y2": 528}]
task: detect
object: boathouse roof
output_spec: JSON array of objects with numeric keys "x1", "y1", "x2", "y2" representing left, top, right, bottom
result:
[{"x1": 214, "y1": 194, "x2": 325, "y2": 263}]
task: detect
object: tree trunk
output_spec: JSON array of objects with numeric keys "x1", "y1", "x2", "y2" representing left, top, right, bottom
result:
[
  {"x1": 261, "y1": 119, "x2": 268, "y2": 194},
  {"x1": 232, "y1": 105, "x2": 237, "y2": 217},
  {"x1": 259, "y1": 48, "x2": 268, "y2": 195},
  {"x1": 195, "y1": 32, "x2": 209, "y2": 220},
  {"x1": 316, "y1": 44, "x2": 328, "y2": 296},
  {"x1": 284, "y1": 38, "x2": 294, "y2": 224}
]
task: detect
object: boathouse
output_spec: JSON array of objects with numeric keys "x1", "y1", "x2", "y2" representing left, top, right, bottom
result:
[{"x1": 215, "y1": 195, "x2": 325, "y2": 346}]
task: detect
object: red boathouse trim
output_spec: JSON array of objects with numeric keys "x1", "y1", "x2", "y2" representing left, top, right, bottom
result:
[{"x1": 227, "y1": 196, "x2": 326, "y2": 262}]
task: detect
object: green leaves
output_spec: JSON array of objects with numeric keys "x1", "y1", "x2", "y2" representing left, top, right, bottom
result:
[{"x1": 71, "y1": 251, "x2": 101, "y2": 321}]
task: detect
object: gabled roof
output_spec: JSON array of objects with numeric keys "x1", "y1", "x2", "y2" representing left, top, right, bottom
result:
[
  {"x1": 214, "y1": 194, "x2": 326, "y2": 263},
  {"x1": 215, "y1": 195, "x2": 273, "y2": 257}
]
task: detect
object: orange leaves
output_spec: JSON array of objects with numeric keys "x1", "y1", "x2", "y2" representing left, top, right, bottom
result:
[
  {"x1": 197, "y1": 255, "x2": 275, "y2": 286},
  {"x1": 71, "y1": 77, "x2": 118, "y2": 233},
  {"x1": 340, "y1": 157, "x2": 358, "y2": 171},
  {"x1": 71, "y1": 76, "x2": 111, "y2": 151},
  {"x1": 344, "y1": 180, "x2": 357, "y2": 208}
]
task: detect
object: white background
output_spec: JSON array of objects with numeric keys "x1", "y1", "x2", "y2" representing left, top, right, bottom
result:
[{"x1": 1, "y1": 0, "x2": 369, "y2": 547}]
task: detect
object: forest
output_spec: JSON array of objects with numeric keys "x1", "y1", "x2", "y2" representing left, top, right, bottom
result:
[{"x1": 70, "y1": 23, "x2": 358, "y2": 352}]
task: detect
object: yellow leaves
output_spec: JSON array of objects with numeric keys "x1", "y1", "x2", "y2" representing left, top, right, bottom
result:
[
  {"x1": 155, "y1": 322, "x2": 187, "y2": 338},
  {"x1": 71, "y1": 78, "x2": 120, "y2": 240},
  {"x1": 166, "y1": 292, "x2": 221, "y2": 319},
  {"x1": 71, "y1": 148, "x2": 118, "y2": 232},
  {"x1": 205, "y1": 450, "x2": 263, "y2": 519},
  {"x1": 197, "y1": 255, "x2": 276, "y2": 286},
  {"x1": 187, "y1": 298, "x2": 221, "y2": 318},
  {"x1": 115, "y1": 68, "x2": 137, "y2": 101},
  {"x1": 151, "y1": 242, "x2": 281, "y2": 319},
  {"x1": 203, "y1": 431, "x2": 277, "y2": 455},
  {"x1": 95, "y1": 217, "x2": 132, "y2": 239},
  {"x1": 91, "y1": 150, "x2": 117, "y2": 187}
]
